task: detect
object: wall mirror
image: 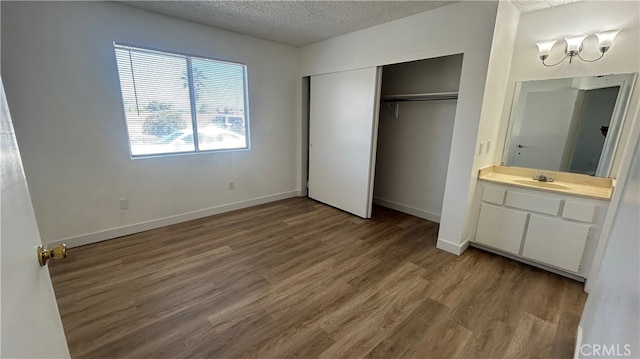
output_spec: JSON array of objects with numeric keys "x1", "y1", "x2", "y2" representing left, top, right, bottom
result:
[{"x1": 502, "y1": 73, "x2": 637, "y2": 177}]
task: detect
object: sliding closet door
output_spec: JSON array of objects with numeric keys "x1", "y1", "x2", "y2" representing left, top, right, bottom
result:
[{"x1": 308, "y1": 67, "x2": 382, "y2": 218}]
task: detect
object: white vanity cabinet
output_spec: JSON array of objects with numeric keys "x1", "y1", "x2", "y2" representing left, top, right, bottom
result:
[
  {"x1": 522, "y1": 215, "x2": 590, "y2": 272},
  {"x1": 472, "y1": 181, "x2": 609, "y2": 278},
  {"x1": 475, "y1": 203, "x2": 527, "y2": 255}
]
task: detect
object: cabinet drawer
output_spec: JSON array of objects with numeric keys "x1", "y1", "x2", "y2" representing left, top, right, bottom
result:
[
  {"x1": 522, "y1": 215, "x2": 590, "y2": 272},
  {"x1": 475, "y1": 203, "x2": 528, "y2": 255},
  {"x1": 505, "y1": 191, "x2": 561, "y2": 216},
  {"x1": 562, "y1": 202, "x2": 597, "y2": 223},
  {"x1": 482, "y1": 186, "x2": 506, "y2": 205}
]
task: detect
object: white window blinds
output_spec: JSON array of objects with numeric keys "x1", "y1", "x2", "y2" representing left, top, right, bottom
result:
[{"x1": 114, "y1": 44, "x2": 249, "y2": 157}]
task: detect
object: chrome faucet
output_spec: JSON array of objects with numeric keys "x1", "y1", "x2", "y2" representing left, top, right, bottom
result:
[{"x1": 533, "y1": 174, "x2": 553, "y2": 182}]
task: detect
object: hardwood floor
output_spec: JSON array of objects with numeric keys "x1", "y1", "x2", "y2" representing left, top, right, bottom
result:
[{"x1": 49, "y1": 197, "x2": 587, "y2": 358}]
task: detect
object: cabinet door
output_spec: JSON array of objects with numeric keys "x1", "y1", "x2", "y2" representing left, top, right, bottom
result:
[
  {"x1": 522, "y1": 214, "x2": 590, "y2": 272},
  {"x1": 475, "y1": 203, "x2": 528, "y2": 255}
]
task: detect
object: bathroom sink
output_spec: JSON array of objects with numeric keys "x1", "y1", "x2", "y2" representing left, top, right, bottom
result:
[{"x1": 513, "y1": 179, "x2": 570, "y2": 190}]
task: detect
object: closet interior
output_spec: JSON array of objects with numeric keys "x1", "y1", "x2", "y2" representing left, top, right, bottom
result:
[{"x1": 373, "y1": 54, "x2": 463, "y2": 223}]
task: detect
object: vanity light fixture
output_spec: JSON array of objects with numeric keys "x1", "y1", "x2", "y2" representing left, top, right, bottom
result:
[
  {"x1": 536, "y1": 30, "x2": 620, "y2": 67},
  {"x1": 564, "y1": 35, "x2": 587, "y2": 62}
]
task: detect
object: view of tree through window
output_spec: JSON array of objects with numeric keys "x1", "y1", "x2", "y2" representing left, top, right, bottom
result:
[{"x1": 114, "y1": 44, "x2": 249, "y2": 157}]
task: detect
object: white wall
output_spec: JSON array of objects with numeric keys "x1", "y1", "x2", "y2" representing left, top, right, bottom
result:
[
  {"x1": 493, "y1": 0, "x2": 640, "y2": 178},
  {"x1": 576, "y1": 120, "x2": 640, "y2": 358},
  {"x1": 474, "y1": 1, "x2": 521, "y2": 171},
  {"x1": 374, "y1": 55, "x2": 462, "y2": 223},
  {"x1": 301, "y1": 1, "x2": 499, "y2": 254},
  {"x1": 462, "y1": 0, "x2": 521, "y2": 245},
  {"x1": 1, "y1": 1, "x2": 300, "y2": 246}
]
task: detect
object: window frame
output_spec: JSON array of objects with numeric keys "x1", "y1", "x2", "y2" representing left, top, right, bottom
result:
[{"x1": 113, "y1": 42, "x2": 251, "y2": 159}]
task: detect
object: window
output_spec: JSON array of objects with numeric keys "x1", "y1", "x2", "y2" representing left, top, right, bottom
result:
[{"x1": 114, "y1": 44, "x2": 249, "y2": 157}]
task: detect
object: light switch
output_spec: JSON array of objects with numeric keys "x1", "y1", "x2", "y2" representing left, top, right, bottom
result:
[
  {"x1": 478, "y1": 142, "x2": 484, "y2": 155},
  {"x1": 486, "y1": 140, "x2": 491, "y2": 153}
]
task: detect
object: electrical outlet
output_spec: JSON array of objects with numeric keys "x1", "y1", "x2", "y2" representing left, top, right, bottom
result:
[
  {"x1": 119, "y1": 198, "x2": 129, "y2": 210},
  {"x1": 478, "y1": 142, "x2": 484, "y2": 155},
  {"x1": 228, "y1": 181, "x2": 235, "y2": 190},
  {"x1": 486, "y1": 140, "x2": 491, "y2": 153}
]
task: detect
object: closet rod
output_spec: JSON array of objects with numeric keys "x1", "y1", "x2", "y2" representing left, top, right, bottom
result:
[{"x1": 382, "y1": 91, "x2": 458, "y2": 102}]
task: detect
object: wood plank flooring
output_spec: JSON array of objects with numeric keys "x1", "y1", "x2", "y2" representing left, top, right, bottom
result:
[{"x1": 49, "y1": 197, "x2": 587, "y2": 358}]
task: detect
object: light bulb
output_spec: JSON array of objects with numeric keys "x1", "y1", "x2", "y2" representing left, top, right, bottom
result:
[
  {"x1": 596, "y1": 30, "x2": 619, "y2": 53},
  {"x1": 565, "y1": 35, "x2": 587, "y2": 56},
  {"x1": 536, "y1": 40, "x2": 557, "y2": 60}
]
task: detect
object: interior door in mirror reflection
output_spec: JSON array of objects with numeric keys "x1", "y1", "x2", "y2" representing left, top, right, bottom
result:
[{"x1": 507, "y1": 89, "x2": 579, "y2": 171}]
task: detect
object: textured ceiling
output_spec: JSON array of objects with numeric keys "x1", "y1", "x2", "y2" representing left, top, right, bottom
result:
[
  {"x1": 511, "y1": 0, "x2": 582, "y2": 13},
  {"x1": 118, "y1": 1, "x2": 583, "y2": 47},
  {"x1": 118, "y1": 1, "x2": 457, "y2": 47}
]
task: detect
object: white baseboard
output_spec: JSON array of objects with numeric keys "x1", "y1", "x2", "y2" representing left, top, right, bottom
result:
[
  {"x1": 48, "y1": 190, "x2": 301, "y2": 248},
  {"x1": 436, "y1": 237, "x2": 470, "y2": 256},
  {"x1": 373, "y1": 197, "x2": 441, "y2": 223},
  {"x1": 574, "y1": 325, "x2": 583, "y2": 359}
]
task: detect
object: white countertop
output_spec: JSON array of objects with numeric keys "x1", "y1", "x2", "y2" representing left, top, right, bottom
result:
[{"x1": 478, "y1": 166, "x2": 613, "y2": 200}]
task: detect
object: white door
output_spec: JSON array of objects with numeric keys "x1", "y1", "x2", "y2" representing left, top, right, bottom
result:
[
  {"x1": 508, "y1": 89, "x2": 578, "y2": 171},
  {"x1": 0, "y1": 78, "x2": 70, "y2": 358},
  {"x1": 308, "y1": 67, "x2": 382, "y2": 218}
]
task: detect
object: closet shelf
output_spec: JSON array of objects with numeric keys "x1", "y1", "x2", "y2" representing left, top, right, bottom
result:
[
  {"x1": 382, "y1": 92, "x2": 458, "y2": 102},
  {"x1": 382, "y1": 92, "x2": 458, "y2": 117}
]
